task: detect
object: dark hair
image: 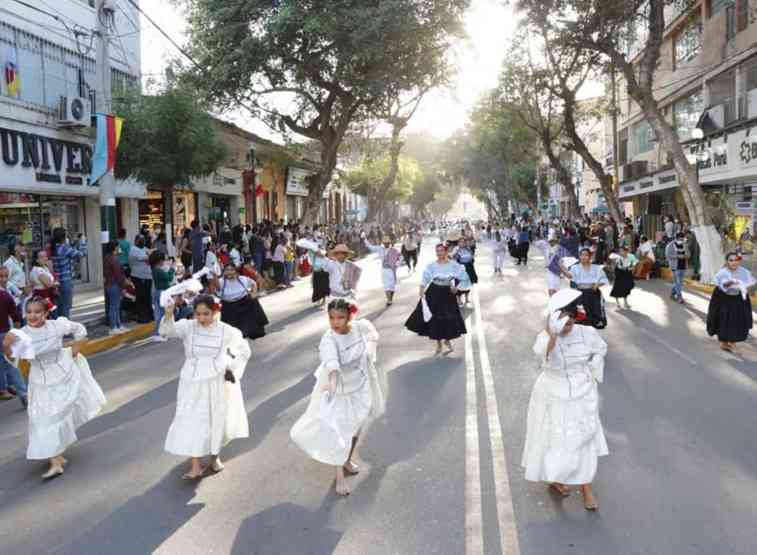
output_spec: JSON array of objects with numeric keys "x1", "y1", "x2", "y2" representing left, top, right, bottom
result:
[
  {"x1": 31, "y1": 249, "x2": 46, "y2": 267},
  {"x1": 134, "y1": 235, "x2": 145, "y2": 248},
  {"x1": 118, "y1": 229, "x2": 127, "y2": 239},
  {"x1": 193, "y1": 294, "x2": 220, "y2": 312},
  {"x1": 223, "y1": 263, "x2": 238, "y2": 273},
  {"x1": 640, "y1": 235, "x2": 648, "y2": 242},
  {"x1": 26, "y1": 295, "x2": 51, "y2": 313},
  {"x1": 104, "y1": 241, "x2": 119, "y2": 256},
  {"x1": 50, "y1": 227, "x2": 66, "y2": 250},
  {"x1": 148, "y1": 250, "x2": 166, "y2": 267},
  {"x1": 579, "y1": 247, "x2": 592, "y2": 256},
  {"x1": 725, "y1": 251, "x2": 741, "y2": 261},
  {"x1": 435, "y1": 243, "x2": 449, "y2": 252},
  {"x1": 327, "y1": 298, "x2": 357, "y2": 317}
]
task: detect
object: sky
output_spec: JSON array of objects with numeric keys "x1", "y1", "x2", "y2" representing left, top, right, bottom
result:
[{"x1": 137, "y1": 0, "x2": 516, "y2": 141}]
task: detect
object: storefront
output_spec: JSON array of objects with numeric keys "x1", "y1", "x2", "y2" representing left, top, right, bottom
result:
[
  {"x1": 193, "y1": 168, "x2": 243, "y2": 235},
  {"x1": 285, "y1": 167, "x2": 312, "y2": 223}
]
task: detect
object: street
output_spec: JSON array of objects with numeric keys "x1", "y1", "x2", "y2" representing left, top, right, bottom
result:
[{"x1": 1, "y1": 240, "x2": 757, "y2": 555}]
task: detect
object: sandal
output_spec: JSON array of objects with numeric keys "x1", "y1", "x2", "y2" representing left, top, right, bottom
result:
[
  {"x1": 343, "y1": 461, "x2": 360, "y2": 476},
  {"x1": 549, "y1": 483, "x2": 571, "y2": 497}
]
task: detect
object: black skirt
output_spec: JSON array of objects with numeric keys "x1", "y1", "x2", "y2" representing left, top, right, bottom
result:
[
  {"x1": 707, "y1": 288, "x2": 753, "y2": 343},
  {"x1": 463, "y1": 261, "x2": 478, "y2": 284},
  {"x1": 405, "y1": 283, "x2": 467, "y2": 340},
  {"x1": 312, "y1": 270, "x2": 330, "y2": 303},
  {"x1": 221, "y1": 296, "x2": 269, "y2": 340},
  {"x1": 578, "y1": 288, "x2": 607, "y2": 329},
  {"x1": 508, "y1": 239, "x2": 518, "y2": 258},
  {"x1": 610, "y1": 268, "x2": 635, "y2": 298}
]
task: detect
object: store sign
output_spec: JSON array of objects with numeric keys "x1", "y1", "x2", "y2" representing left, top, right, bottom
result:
[
  {"x1": 0, "y1": 126, "x2": 93, "y2": 186},
  {"x1": 286, "y1": 167, "x2": 311, "y2": 197}
]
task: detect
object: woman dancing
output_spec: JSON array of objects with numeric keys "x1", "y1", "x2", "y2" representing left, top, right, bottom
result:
[
  {"x1": 215, "y1": 263, "x2": 269, "y2": 340},
  {"x1": 160, "y1": 294, "x2": 251, "y2": 479},
  {"x1": 453, "y1": 238, "x2": 477, "y2": 306},
  {"x1": 706, "y1": 252, "x2": 755, "y2": 352},
  {"x1": 290, "y1": 299, "x2": 386, "y2": 496},
  {"x1": 609, "y1": 246, "x2": 636, "y2": 310},
  {"x1": 522, "y1": 290, "x2": 608, "y2": 511},
  {"x1": 3, "y1": 297, "x2": 106, "y2": 479},
  {"x1": 405, "y1": 243, "x2": 467, "y2": 356},
  {"x1": 564, "y1": 248, "x2": 609, "y2": 329}
]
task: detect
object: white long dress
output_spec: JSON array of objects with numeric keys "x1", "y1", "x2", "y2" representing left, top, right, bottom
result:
[
  {"x1": 160, "y1": 318, "x2": 251, "y2": 457},
  {"x1": 521, "y1": 325, "x2": 609, "y2": 485},
  {"x1": 24, "y1": 317, "x2": 106, "y2": 460},
  {"x1": 290, "y1": 319, "x2": 385, "y2": 466},
  {"x1": 365, "y1": 242, "x2": 401, "y2": 292}
]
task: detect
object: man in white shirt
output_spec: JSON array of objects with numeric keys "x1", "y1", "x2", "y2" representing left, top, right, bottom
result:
[
  {"x1": 3, "y1": 244, "x2": 27, "y2": 294},
  {"x1": 317, "y1": 244, "x2": 355, "y2": 300}
]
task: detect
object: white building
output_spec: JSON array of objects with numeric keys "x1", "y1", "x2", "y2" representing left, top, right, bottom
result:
[{"x1": 0, "y1": 0, "x2": 142, "y2": 285}]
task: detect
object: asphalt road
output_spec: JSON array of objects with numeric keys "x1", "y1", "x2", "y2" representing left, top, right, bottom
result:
[{"x1": 1, "y1": 239, "x2": 756, "y2": 555}]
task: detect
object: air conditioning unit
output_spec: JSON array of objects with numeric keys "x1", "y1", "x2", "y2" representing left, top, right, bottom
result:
[
  {"x1": 58, "y1": 96, "x2": 92, "y2": 128},
  {"x1": 708, "y1": 104, "x2": 725, "y2": 128}
]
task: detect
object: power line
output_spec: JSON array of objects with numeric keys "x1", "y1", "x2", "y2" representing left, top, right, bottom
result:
[{"x1": 115, "y1": 0, "x2": 140, "y2": 33}]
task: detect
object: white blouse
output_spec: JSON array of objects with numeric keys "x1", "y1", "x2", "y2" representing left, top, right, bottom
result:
[
  {"x1": 420, "y1": 261, "x2": 467, "y2": 288},
  {"x1": 714, "y1": 266, "x2": 755, "y2": 296},
  {"x1": 217, "y1": 276, "x2": 254, "y2": 302},
  {"x1": 569, "y1": 264, "x2": 609, "y2": 287}
]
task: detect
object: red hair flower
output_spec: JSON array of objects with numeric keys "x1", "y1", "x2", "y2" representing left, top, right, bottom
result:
[{"x1": 348, "y1": 303, "x2": 359, "y2": 315}]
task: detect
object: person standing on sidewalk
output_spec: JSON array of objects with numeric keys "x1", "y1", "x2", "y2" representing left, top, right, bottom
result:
[
  {"x1": 0, "y1": 269, "x2": 25, "y2": 407},
  {"x1": 150, "y1": 251, "x2": 175, "y2": 343},
  {"x1": 189, "y1": 220, "x2": 208, "y2": 273},
  {"x1": 665, "y1": 232, "x2": 690, "y2": 304},
  {"x1": 686, "y1": 227, "x2": 702, "y2": 282},
  {"x1": 116, "y1": 229, "x2": 131, "y2": 276},
  {"x1": 103, "y1": 242, "x2": 132, "y2": 335},
  {"x1": 3, "y1": 242, "x2": 28, "y2": 297},
  {"x1": 129, "y1": 236, "x2": 153, "y2": 323},
  {"x1": 50, "y1": 228, "x2": 85, "y2": 319}
]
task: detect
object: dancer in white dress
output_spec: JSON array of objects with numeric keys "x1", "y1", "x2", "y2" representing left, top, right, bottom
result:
[
  {"x1": 3, "y1": 296, "x2": 106, "y2": 479},
  {"x1": 290, "y1": 299, "x2": 386, "y2": 496},
  {"x1": 364, "y1": 236, "x2": 402, "y2": 306},
  {"x1": 160, "y1": 294, "x2": 251, "y2": 479},
  {"x1": 521, "y1": 290, "x2": 608, "y2": 510}
]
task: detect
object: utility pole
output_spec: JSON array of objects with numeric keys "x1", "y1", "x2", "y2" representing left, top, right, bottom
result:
[{"x1": 96, "y1": 0, "x2": 117, "y2": 242}]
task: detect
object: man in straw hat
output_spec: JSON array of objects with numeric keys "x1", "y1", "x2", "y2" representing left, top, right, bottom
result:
[
  {"x1": 364, "y1": 235, "x2": 402, "y2": 306},
  {"x1": 315, "y1": 243, "x2": 360, "y2": 303}
]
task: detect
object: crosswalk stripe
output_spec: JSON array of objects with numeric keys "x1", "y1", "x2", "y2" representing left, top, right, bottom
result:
[
  {"x1": 473, "y1": 289, "x2": 521, "y2": 555},
  {"x1": 464, "y1": 314, "x2": 484, "y2": 555}
]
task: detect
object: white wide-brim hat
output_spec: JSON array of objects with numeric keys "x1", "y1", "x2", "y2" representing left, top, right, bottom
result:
[{"x1": 548, "y1": 289, "x2": 582, "y2": 314}]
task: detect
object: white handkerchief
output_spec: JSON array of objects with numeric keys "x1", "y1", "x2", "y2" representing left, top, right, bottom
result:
[
  {"x1": 160, "y1": 278, "x2": 204, "y2": 307},
  {"x1": 295, "y1": 238, "x2": 321, "y2": 252},
  {"x1": 561, "y1": 256, "x2": 579, "y2": 269},
  {"x1": 421, "y1": 296, "x2": 433, "y2": 323},
  {"x1": 9, "y1": 329, "x2": 34, "y2": 360},
  {"x1": 319, "y1": 394, "x2": 346, "y2": 449},
  {"x1": 732, "y1": 279, "x2": 749, "y2": 300}
]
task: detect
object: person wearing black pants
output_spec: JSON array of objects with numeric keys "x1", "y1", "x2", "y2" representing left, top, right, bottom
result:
[
  {"x1": 128, "y1": 236, "x2": 154, "y2": 323},
  {"x1": 516, "y1": 226, "x2": 531, "y2": 266}
]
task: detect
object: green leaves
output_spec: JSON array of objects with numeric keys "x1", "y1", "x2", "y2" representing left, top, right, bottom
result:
[{"x1": 114, "y1": 86, "x2": 227, "y2": 186}]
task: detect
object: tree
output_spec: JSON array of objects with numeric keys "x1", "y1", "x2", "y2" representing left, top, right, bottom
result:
[
  {"x1": 114, "y1": 86, "x2": 226, "y2": 187},
  {"x1": 517, "y1": 0, "x2": 723, "y2": 280},
  {"x1": 180, "y1": 0, "x2": 469, "y2": 224}
]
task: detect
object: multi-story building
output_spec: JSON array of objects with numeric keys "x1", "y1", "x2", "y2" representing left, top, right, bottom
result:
[
  {"x1": 616, "y1": 0, "x2": 756, "y2": 240},
  {"x1": 0, "y1": 0, "x2": 141, "y2": 285}
]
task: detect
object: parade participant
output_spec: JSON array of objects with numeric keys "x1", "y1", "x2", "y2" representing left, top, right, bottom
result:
[
  {"x1": 453, "y1": 238, "x2": 476, "y2": 306},
  {"x1": 609, "y1": 246, "x2": 637, "y2": 310},
  {"x1": 3, "y1": 297, "x2": 106, "y2": 479},
  {"x1": 493, "y1": 229, "x2": 508, "y2": 275},
  {"x1": 160, "y1": 294, "x2": 251, "y2": 480},
  {"x1": 521, "y1": 289, "x2": 608, "y2": 511},
  {"x1": 317, "y1": 244, "x2": 358, "y2": 301},
  {"x1": 536, "y1": 238, "x2": 563, "y2": 296},
  {"x1": 290, "y1": 299, "x2": 385, "y2": 496},
  {"x1": 365, "y1": 236, "x2": 402, "y2": 306},
  {"x1": 633, "y1": 236, "x2": 655, "y2": 280},
  {"x1": 401, "y1": 230, "x2": 420, "y2": 273},
  {"x1": 311, "y1": 249, "x2": 331, "y2": 307},
  {"x1": 215, "y1": 263, "x2": 268, "y2": 340},
  {"x1": 706, "y1": 253, "x2": 755, "y2": 352},
  {"x1": 565, "y1": 248, "x2": 609, "y2": 329},
  {"x1": 240, "y1": 258, "x2": 266, "y2": 296},
  {"x1": 405, "y1": 243, "x2": 467, "y2": 356}
]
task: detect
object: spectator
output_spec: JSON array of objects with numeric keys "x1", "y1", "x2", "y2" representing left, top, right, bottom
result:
[
  {"x1": 190, "y1": 220, "x2": 207, "y2": 273},
  {"x1": 665, "y1": 232, "x2": 690, "y2": 304},
  {"x1": 0, "y1": 266, "x2": 25, "y2": 407},
  {"x1": 129, "y1": 235, "x2": 153, "y2": 323},
  {"x1": 50, "y1": 227, "x2": 85, "y2": 319},
  {"x1": 117, "y1": 229, "x2": 131, "y2": 275},
  {"x1": 150, "y1": 250, "x2": 175, "y2": 343},
  {"x1": 3, "y1": 243, "x2": 27, "y2": 295},
  {"x1": 178, "y1": 228, "x2": 192, "y2": 272},
  {"x1": 104, "y1": 241, "x2": 131, "y2": 335},
  {"x1": 29, "y1": 250, "x2": 58, "y2": 304}
]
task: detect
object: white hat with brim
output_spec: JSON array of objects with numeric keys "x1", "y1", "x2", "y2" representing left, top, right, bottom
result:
[
  {"x1": 447, "y1": 230, "x2": 462, "y2": 241},
  {"x1": 329, "y1": 244, "x2": 353, "y2": 255},
  {"x1": 548, "y1": 289, "x2": 582, "y2": 314}
]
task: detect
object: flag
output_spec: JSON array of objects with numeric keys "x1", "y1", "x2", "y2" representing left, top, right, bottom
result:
[
  {"x1": 4, "y1": 50, "x2": 20, "y2": 97},
  {"x1": 91, "y1": 113, "x2": 124, "y2": 184}
]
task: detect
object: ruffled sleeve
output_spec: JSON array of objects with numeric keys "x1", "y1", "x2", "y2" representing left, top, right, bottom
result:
[
  {"x1": 56, "y1": 317, "x2": 87, "y2": 341},
  {"x1": 533, "y1": 331, "x2": 550, "y2": 360},
  {"x1": 420, "y1": 263, "x2": 434, "y2": 288},
  {"x1": 319, "y1": 331, "x2": 340, "y2": 373},
  {"x1": 160, "y1": 317, "x2": 190, "y2": 339}
]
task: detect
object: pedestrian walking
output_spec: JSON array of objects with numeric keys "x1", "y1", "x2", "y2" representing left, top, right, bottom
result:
[
  {"x1": 665, "y1": 232, "x2": 690, "y2": 304},
  {"x1": 706, "y1": 252, "x2": 755, "y2": 352},
  {"x1": 290, "y1": 299, "x2": 386, "y2": 496},
  {"x1": 214, "y1": 263, "x2": 268, "y2": 340},
  {"x1": 405, "y1": 243, "x2": 467, "y2": 356},
  {"x1": 493, "y1": 229, "x2": 507, "y2": 275},
  {"x1": 609, "y1": 246, "x2": 636, "y2": 310},
  {"x1": 565, "y1": 248, "x2": 609, "y2": 329},
  {"x1": 401, "y1": 230, "x2": 420, "y2": 273},
  {"x1": 364, "y1": 235, "x2": 402, "y2": 306},
  {"x1": 521, "y1": 289, "x2": 608, "y2": 511},
  {"x1": 160, "y1": 295, "x2": 251, "y2": 480},
  {"x1": 516, "y1": 226, "x2": 531, "y2": 266},
  {"x1": 453, "y1": 238, "x2": 477, "y2": 306},
  {"x1": 4, "y1": 297, "x2": 106, "y2": 479}
]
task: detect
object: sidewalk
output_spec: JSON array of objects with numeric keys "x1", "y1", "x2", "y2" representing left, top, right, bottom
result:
[{"x1": 71, "y1": 283, "x2": 105, "y2": 327}]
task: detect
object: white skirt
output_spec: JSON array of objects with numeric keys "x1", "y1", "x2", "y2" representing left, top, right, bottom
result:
[
  {"x1": 165, "y1": 373, "x2": 249, "y2": 457},
  {"x1": 291, "y1": 370, "x2": 372, "y2": 466},
  {"x1": 382, "y1": 268, "x2": 397, "y2": 292},
  {"x1": 521, "y1": 371, "x2": 608, "y2": 485},
  {"x1": 27, "y1": 351, "x2": 107, "y2": 460},
  {"x1": 547, "y1": 271, "x2": 563, "y2": 291}
]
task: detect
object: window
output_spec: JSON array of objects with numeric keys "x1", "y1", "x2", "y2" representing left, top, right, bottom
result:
[
  {"x1": 673, "y1": 91, "x2": 704, "y2": 140},
  {"x1": 709, "y1": 0, "x2": 735, "y2": 18},
  {"x1": 632, "y1": 120, "x2": 654, "y2": 156},
  {"x1": 674, "y1": 15, "x2": 702, "y2": 67}
]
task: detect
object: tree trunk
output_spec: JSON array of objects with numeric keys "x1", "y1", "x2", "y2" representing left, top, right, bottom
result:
[{"x1": 544, "y1": 144, "x2": 579, "y2": 219}]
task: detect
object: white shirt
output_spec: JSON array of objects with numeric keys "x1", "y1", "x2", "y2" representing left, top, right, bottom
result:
[
  {"x1": 30, "y1": 266, "x2": 54, "y2": 290},
  {"x1": 218, "y1": 276, "x2": 254, "y2": 301},
  {"x1": 3, "y1": 256, "x2": 26, "y2": 288},
  {"x1": 323, "y1": 259, "x2": 348, "y2": 296}
]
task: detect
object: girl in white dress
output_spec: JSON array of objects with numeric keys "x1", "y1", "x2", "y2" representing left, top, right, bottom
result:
[
  {"x1": 160, "y1": 294, "x2": 251, "y2": 479},
  {"x1": 291, "y1": 299, "x2": 386, "y2": 496},
  {"x1": 3, "y1": 296, "x2": 107, "y2": 479},
  {"x1": 522, "y1": 290, "x2": 608, "y2": 511}
]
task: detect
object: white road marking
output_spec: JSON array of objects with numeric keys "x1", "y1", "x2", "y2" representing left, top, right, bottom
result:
[
  {"x1": 639, "y1": 327, "x2": 698, "y2": 366},
  {"x1": 464, "y1": 315, "x2": 484, "y2": 555},
  {"x1": 473, "y1": 289, "x2": 521, "y2": 555}
]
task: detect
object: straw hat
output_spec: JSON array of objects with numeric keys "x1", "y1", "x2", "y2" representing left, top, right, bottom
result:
[
  {"x1": 381, "y1": 235, "x2": 391, "y2": 243},
  {"x1": 330, "y1": 243, "x2": 353, "y2": 255},
  {"x1": 447, "y1": 229, "x2": 462, "y2": 242}
]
